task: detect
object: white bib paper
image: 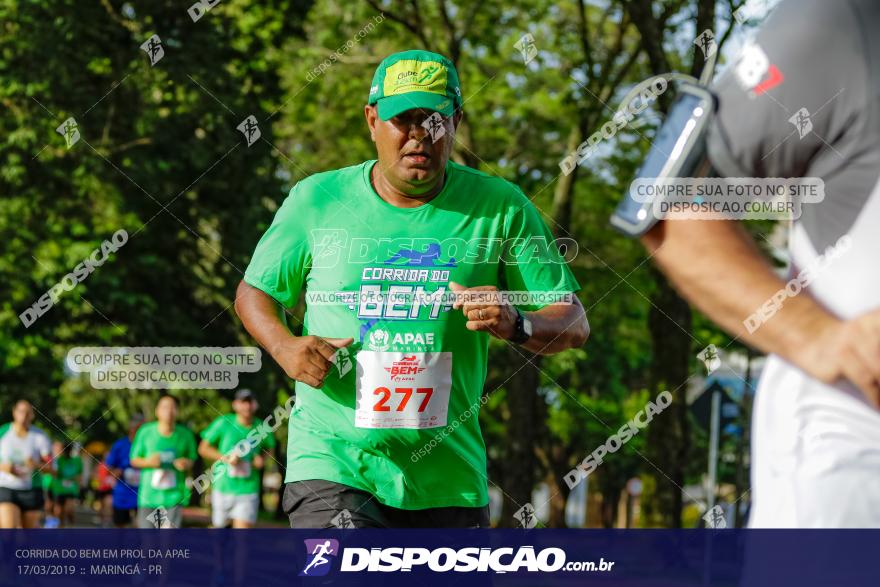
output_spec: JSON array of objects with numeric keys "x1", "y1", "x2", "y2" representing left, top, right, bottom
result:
[
  {"x1": 228, "y1": 460, "x2": 251, "y2": 478},
  {"x1": 151, "y1": 469, "x2": 176, "y2": 490},
  {"x1": 355, "y1": 351, "x2": 452, "y2": 429}
]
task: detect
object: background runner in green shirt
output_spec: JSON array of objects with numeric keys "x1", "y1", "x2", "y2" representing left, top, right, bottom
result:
[
  {"x1": 236, "y1": 50, "x2": 589, "y2": 528},
  {"x1": 130, "y1": 395, "x2": 196, "y2": 528},
  {"x1": 199, "y1": 388, "x2": 276, "y2": 528},
  {"x1": 49, "y1": 443, "x2": 82, "y2": 527},
  {"x1": 51, "y1": 454, "x2": 82, "y2": 498}
]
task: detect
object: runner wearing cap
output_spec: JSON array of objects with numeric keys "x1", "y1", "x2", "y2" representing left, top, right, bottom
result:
[
  {"x1": 105, "y1": 415, "x2": 144, "y2": 528},
  {"x1": 236, "y1": 50, "x2": 589, "y2": 528},
  {"x1": 130, "y1": 395, "x2": 197, "y2": 528},
  {"x1": 198, "y1": 389, "x2": 276, "y2": 528}
]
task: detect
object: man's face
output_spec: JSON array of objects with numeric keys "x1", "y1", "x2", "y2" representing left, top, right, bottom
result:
[
  {"x1": 12, "y1": 401, "x2": 34, "y2": 426},
  {"x1": 233, "y1": 398, "x2": 256, "y2": 420},
  {"x1": 365, "y1": 105, "x2": 461, "y2": 195},
  {"x1": 155, "y1": 397, "x2": 177, "y2": 425}
]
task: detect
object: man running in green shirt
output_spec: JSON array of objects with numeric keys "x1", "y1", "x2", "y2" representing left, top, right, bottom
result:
[
  {"x1": 236, "y1": 50, "x2": 589, "y2": 528},
  {"x1": 130, "y1": 395, "x2": 197, "y2": 529},
  {"x1": 198, "y1": 389, "x2": 276, "y2": 528},
  {"x1": 49, "y1": 441, "x2": 82, "y2": 527}
]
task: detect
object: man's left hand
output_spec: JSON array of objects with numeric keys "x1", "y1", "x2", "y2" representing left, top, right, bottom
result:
[
  {"x1": 449, "y1": 282, "x2": 517, "y2": 340},
  {"x1": 173, "y1": 458, "x2": 193, "y2": 472}
]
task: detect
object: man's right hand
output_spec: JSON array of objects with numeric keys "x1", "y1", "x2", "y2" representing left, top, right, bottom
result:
[
  {"x1": 144, "y1": 454, "x2": 162, "y2": 468},
  {"x1": 271, "y1": 336, "x2": 354, "y2": 388},
  {"x1": 796, "y1": 309, "x2": 880, "y2": 409}
]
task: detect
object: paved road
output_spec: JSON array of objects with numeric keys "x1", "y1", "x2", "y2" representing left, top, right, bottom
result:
[{"x1": 58, "y1": 503, "x2": 285, "y2": 528}]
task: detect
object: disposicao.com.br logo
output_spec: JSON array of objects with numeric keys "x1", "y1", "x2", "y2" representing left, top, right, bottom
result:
[{"x1": 299, "y1": 540, "x2": 615, "y2": 575}]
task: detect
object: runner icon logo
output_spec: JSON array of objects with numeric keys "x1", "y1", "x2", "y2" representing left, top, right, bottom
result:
[
  {"x1": 788, "y1": 107, "x2": 813, "y2": 139},
  {"x1": 514, "y1": 503, "x2": 538, "y2": 529},
  {"x1": 702, "y1": 505, "x2": 727, "y2": 529},
  {"x1": 140, "y1": 34, "x2": 164, "y2": 66},
  {"x1": 383, "y1": 243, "x2": 456, "y2": 267},
  {"x1": 147, "y1": 506, "x2": 174, "y2": 529},
  {"x1": 331, "y1": 509, "x2": 356, "y2": 529},
  {"x1": 333, "y1": 347, "x2": 354, "y2": 378},
  {"x1": 696, "y1": 344, "x2": 721, "y2": 374},
  {"x1": 300, "y1": 539, "x2": 340, "y2": 577},
  {"x1": 311, "y1": 229, "x2": 348, "y2": 268}
]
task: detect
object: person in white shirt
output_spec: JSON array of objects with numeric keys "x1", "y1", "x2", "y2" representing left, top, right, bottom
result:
[
  {"x1": 0, "y1": 400, "x2": 52, "y2": 528},
  {"x1": 641, "y1": 0, "x2": 880, "y2": 527}
]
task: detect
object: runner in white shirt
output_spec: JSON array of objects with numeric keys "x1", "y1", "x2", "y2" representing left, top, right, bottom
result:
[
  {"x1": 641, "y1": 0, "x2": 880, "y2": 527},
  {"x1": 0, "y1": 400, "x2": 52, "y2": 528}
]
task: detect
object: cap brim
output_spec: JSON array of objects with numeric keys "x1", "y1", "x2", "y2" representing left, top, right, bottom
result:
[{"x1": 376, "y1": 92, "x2": 455, "y2": 121}]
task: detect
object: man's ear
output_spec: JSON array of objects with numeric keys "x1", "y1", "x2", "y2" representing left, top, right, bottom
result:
[
  {"x1": 452, "y1": 108, "x2": 463, "y2": 130},
  {"x1": 365, "y1": 104, "x2": 378, "y2": 141}
]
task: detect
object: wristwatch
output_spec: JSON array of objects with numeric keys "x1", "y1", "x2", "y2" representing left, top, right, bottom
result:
[{"x1": 510, "y1": 307, "x2": 533, "y2": 345}]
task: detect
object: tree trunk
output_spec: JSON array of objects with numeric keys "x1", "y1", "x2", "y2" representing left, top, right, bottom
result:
[
  {"x1": 498, "y1": 349, "x2": 541, "y2": 527},
  {"x1": 550, "y1": 125, "x2": 583, "y2": 235},
  {"x1": 600, "y1": 484, "x2": 620, "y2": 528},
  {"x1": 691, "y1": 0, "x2": 718, "y2": 79},
  {"x1": 643, "y1": 270, "x2": 692, "y2": 528},
  {"x1": 452, "y1": 118, "x2": 481, "y2": 169},
  {"x1": 545, "y1": 446, "x2": 573, "y2": 528}
]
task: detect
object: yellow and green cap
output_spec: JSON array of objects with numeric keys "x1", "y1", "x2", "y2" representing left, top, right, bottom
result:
[{"x1": 368, "y1": 50, "x2": 462, "y2": 120}]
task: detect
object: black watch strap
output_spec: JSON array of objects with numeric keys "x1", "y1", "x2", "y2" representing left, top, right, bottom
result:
[{"x1": 510, "y1": 308, "x2": 530, "y2": 345}]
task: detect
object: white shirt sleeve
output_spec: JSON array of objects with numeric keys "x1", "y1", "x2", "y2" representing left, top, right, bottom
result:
[
  {"x1": 0, "y1": 435, "x2": 10, "y2": 463},
  {"x1": 35, "y1": 432, "x2": 51, "y2": 462}
]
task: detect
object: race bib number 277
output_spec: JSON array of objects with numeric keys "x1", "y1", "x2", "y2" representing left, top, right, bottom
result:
[{"x1": 355, "y1": 351, "x2": 452, "y2": 429}]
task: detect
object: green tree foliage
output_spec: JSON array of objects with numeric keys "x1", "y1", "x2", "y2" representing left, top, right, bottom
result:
[{"x1": 0, "y1": 0, "x2": 311, "y2": 443}]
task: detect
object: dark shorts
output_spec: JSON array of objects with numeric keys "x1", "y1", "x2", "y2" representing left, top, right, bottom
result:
[
  {"x1": 112, "y1": 507, "x2": 137, "y2": 526},
  {"x1": 0, "y1": 487, "x2": 45, "y2": 512},
  {"x1": 48, "y1": 492, "x2": 78, "y2": 506},
  {"x1": 282, "y1": 480, "x2": 490, "y2": 529}
]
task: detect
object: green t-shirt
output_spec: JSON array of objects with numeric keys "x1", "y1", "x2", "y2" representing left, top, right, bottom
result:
[
  {"x1": 51, "y1": 455, "x2": 82, "y2": 496},
  {"x1": 130, "y1": 422, "x2": 197, "y2": 509},
  {"x1": 41, "y1": 469, "x2": 53, "y2": 491},
  {"x1": 201, "y1": 414, "x2": 276, "y2": 495},
  {"x1": 243, "y1": 160, "x2": 580, "y2": 509}
]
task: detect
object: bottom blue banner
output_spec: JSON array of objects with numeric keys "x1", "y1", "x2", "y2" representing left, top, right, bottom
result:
[{"x1": 0, "y1": 529, "x2": 876, "y2": 586}]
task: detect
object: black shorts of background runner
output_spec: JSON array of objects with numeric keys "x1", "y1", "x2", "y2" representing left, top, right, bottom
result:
[
  {"x1": 0, "y1": 487, "x2": 44, "y2": 512},
  {"x1": 112, "y1": 507, "x2": 137, "y2": 526},
  {"x1": 48, "y1": 491, "x2": 80, "y2": 506}
]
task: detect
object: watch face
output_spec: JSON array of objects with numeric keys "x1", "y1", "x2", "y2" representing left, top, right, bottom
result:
[{"x1": 523, "y1": 317, "x2": 533, "y2": 337}]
